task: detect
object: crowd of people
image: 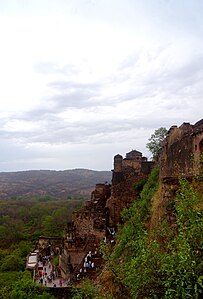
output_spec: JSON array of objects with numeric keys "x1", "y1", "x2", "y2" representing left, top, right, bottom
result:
[
  {"x1": 36, "y1": 255, "x2": 65, "y2": 287},
  {"x1": 35, "y1": 228, "x2": 117, "y2": 286},
  {"x1": 75, "y1": 228, "x2": 116, "y2": 281}
]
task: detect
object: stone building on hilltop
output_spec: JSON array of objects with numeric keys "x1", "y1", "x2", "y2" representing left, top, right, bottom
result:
[
  {"x1": 106, "y1": 150, "x2": 154, "y2": 226},
  {"x1": 59, "y1": 149, "x2": 154, "y2": 281},
  {"x1": 35, "y1": 120, "x2": 203, "y2": 285}
]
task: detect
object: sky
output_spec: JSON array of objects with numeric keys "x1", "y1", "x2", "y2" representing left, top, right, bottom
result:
[{"x1": 0, "y1": 0, "x2": 203, "y2": 172}]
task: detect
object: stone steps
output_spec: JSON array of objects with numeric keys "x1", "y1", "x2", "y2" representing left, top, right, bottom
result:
[{"x1": 72, "y1": 239, "x2": 103, "y2": 283}]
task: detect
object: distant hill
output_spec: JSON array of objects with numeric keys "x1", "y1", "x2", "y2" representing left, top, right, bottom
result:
[{"x1": 0, "y1": 169, "x2": 112, "y2": 200}]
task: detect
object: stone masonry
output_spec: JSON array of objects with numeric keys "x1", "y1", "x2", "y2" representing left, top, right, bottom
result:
[
  {"x1": 156, "y1": 119, "x2": 203, "y2": 227},
  {"x1": 59, "y1": 121, "x2": 203, "y2": 282},
  {"x1": 60, "y1": 183, "x2": 111, "y2": 280},
  {"x1": 59, "y1": 150, "x2": 154, "y2": 281},
  {"x1": 106, "y1": 150, "x2": 154, "y2": 226},
  {"x1": 160, "y1": 119, "x2": 203, "y2": 203}
]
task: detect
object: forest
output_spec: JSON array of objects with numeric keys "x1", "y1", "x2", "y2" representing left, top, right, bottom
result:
[
  {"x1": 0, "y1": 167, "x2": 202, "y2": 298},
  {"x1": 0, "y1": 196, "x2": 84, "y2": 298}
]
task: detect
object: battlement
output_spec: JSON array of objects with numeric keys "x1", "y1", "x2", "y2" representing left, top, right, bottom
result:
[
  {"x1": 160, "y1": 119, "x2": 203, "y2": 181},
  {"x1": 112, "y1": 149, "x2": 153, "y2": 184}
]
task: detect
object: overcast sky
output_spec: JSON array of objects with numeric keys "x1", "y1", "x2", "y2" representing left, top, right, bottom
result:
[{"x1": 0, "y1": 0, "x2": 203, "y2": 171}]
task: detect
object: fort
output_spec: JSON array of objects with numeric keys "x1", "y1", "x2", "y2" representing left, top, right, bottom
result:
[
  {"x1": 160, "y1": 119, "x2": 203, "y2": 205},
  {"x1": 34, "y1": 118, "x2": 203, "y2": 287},
  {"x1": 106, "y1": 150, "x2": 153, "y2": 226},
  {"x1": 160, "y1": 119, "x2": 203, "y2": 181},
  {"x1": 59, "y1": 149, "x2": 154, "y2": 281}
]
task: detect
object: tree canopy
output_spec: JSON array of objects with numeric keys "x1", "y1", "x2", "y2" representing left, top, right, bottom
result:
[{"x1": 146, "y1": 127, "x2": 168, "y2": 160}]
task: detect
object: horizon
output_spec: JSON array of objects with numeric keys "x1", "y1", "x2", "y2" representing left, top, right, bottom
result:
[
  {"x1": 0, "y1": 167, "x2": 112, "y2": 173},
  {"x1": 0, "y1": 0, "x2": 203, "y2": 171}
]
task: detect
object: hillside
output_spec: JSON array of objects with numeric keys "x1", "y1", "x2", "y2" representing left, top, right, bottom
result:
[{"x1": 0, "y1": 169, "x2": 112, "y2": 200}]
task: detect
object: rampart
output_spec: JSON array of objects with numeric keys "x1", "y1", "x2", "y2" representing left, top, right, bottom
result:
[
  {"x1": 159, "y1": 119, "x2": 203, "y2": 222},
  {"x1": 160, "y1": 119, "x2": 203, "y2": 181}
]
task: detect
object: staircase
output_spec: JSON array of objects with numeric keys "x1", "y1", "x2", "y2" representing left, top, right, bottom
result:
[{"x1": 72, "y1": 235, "x2": 104, "y2": 283}]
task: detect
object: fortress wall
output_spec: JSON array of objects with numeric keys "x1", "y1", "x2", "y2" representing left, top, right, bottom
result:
[
  {"x1": 159, "y1": 119, "x2": 203, "y2": 226},
  {"x1": 160, "y1": 120, "x2": 203, "y2": 181}
]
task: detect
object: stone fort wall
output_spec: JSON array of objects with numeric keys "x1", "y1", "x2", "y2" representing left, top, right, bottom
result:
[
  {"x1": 106, "y1": 150, "x2": 154, "y2": 226},
  {"x1": 59, "y1": 119, "x2": 203, "y2": 280},
  {"x1": 160, "y1": 119, "x2": 203, "y2": 181},
  {"x1": 159, "y1": 119, "x2": 203, "y2": 223}
]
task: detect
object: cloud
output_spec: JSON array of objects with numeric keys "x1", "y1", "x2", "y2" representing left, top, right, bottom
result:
[
  {"x1": 34, "y1": 62, "x2": 79, "y2": 76},
  {"x1": 0, "y1": 0, "x2": 203, "y2": 171},
  {"x1": 2, "y1": 42, "x2": 203, "y2": 150}
]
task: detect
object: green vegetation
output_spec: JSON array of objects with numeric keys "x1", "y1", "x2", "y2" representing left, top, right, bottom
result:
[
  {"x1": 9, "y1": 271, "x2": 56, "y2": 299},
  {"x1": 0, "y1": 270, "x2": 56, "y2": 299},
  {"x1": 71, "y1": 280, "x2": 106, "y2": 299},
  {"x1": 77, "y1": 167, "x2": 202, "y2": 298},
  {"x1": 146, "y1": 127, "x2": 168, "y2": 160},
  {"x1": 100, "y1": 170, "x2": 203, "y2": 298},
  {"x1": 0, "y1": 150, "x2": 202, "y2": 298},
  {"x1": 0, "y1": 197, "x2": 84, "y2": 298},
  {"x1": 0, "y1": 197, "x2": 84, "y2": 245}
]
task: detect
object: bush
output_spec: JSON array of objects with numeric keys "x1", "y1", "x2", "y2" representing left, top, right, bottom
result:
[
  {"x1": 0, "y1": 254, "x2": 24, "y2": 272},
  {"x1": 100, "y1": 173, "x2": 203, "y2": 298}
]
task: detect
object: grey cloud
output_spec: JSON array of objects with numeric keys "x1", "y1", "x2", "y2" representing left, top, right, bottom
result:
[
  {"x1": 0, "y1": 108, "x2": 188, "y2": 154},
  {"x1": 2, "y1": 47, "x2": 203, "y2": 151},
  {"x1": 48, "y1": 80, "x2": 101, "y2": 90},
  {"x1": 0, "y1": 113, "x2": 143, "y2": 146},
  {"x1": 20, "y1": 119, "x2": 127, "y2": 144},
  {"x1": 40, "y1": 80, "x2": 105, "y2": 112},
  {"x1": 118, "y1": 53, "x2": 140, "y2": 73},
  {"x1": 50, "y1": 92, "x2": 93, "y2": 109},
  {"x1": 48, "y1": 84, "x2": 101, "y2": 109},
  {"x1": 13, "y1": 117, "x2": 166, "y2": 146},
  {"x1": 17, "y1": 82, "x2": 103, "y2": 124},
  {"x1": 116, "y1": 49, "x2": 203, "y2": 115},
  {"x1": 34, "y1": 62, "x2": 79, "y2": 76},
  {"x1": 22, "y1": 79, "x2": 121, "y2": 125},
  {"x1": 0, "y1": 137, "x2": 48, "y2": 164}
]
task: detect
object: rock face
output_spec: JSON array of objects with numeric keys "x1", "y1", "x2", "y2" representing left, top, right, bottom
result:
[
  {"x1": 60, "y1": 183, "x2": 111, "y2": 279},
  {"x1": 72, "y1": 183, "x2": 111, "y2": 239}
]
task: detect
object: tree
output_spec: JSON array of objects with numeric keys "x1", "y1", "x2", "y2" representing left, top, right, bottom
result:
[
  {"x1": 10, "y1": 271, "x2": 55, "y2": 299},
  {"x1": 0, "y1": 254, "x2": 24, "y2": 272},
  {"x1": 146, "y1": 127, "x2": 167, "y2": 160}
]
